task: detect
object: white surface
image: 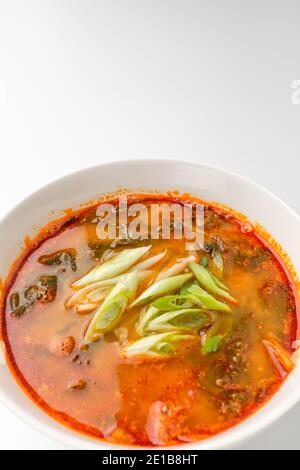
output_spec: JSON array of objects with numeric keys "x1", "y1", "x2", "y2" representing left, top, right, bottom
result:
[{"x1": 0, "y1": 0, "x2": 299, "y2": 450}]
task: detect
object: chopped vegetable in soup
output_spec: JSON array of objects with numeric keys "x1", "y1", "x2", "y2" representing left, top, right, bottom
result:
[{"x1": 1, "y1": 195, "x2": 298, "y2": 446}]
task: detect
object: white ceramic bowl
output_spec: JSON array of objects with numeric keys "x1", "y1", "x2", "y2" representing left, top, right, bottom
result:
[{"x1": 0, "y1": 159, "x2": 299, "y2": 450}]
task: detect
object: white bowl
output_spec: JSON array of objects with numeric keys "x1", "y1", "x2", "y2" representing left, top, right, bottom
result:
[{"x1": 0, "y1": 159, "x2": 299, "y2": 450}]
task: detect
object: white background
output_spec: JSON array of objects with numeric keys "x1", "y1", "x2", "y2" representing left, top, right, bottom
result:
[{"x1": 0, "y1": 0, "x2": 299, "y2": 450}]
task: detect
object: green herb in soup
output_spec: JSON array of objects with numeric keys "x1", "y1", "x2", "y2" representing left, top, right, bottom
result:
[{"x1": 2, "y1": 195, "x2": 298, "y2": 447}]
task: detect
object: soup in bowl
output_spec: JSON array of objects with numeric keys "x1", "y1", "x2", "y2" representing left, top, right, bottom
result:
[{"x1": 0, "y1": 160, "x2": 299, "y2": 449}]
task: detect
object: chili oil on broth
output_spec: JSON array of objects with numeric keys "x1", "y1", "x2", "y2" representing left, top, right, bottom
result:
[{"x1": 1, "y1": 196, "x2": 298, "y2": 447}]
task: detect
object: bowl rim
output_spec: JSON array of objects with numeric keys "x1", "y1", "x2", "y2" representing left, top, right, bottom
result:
[
  {"x1": 0, "y1": 158, "x2": 299, "y2": 227},
  {"x1": 0, "y1": 157, "x2": 299, "y2": 450}
]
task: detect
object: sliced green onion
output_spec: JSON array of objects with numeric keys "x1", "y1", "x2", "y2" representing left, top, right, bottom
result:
[
  {"x1": 212, "y1": 251, "x2": 224, "y2": 273},
  {"x1": 66, "y1": 270, "x2": 150, "y2": 308},
  {"x1": 155, "y1": 255, "x2": 196, "y2": 281},
  {"x1": 135, "y1": 305, "x2": 161, "y2": 336},
  {"x1": 133, "y1": 250, "x2": 167, "y2": 271},
  {"x1": 152, "y1": 294, "x2": 201, "y2": 311},
  {"x1": 213, "y1": 274, "x2": 229, "y2": 291},
  {"x1": 123, "y1": 332, "x2": 196, "y2": 357},
  {"x1": 76, "y1": 303, "x2": 98, "y2": 314},
  {"x1": 188, "y1": 263, "x2": 236, "y2": 303},
  {"x1": 184, "y1": 282, "x2": 231, "y2": 312},
  {"x1": 73, "y1": 246, "x2": 151, "y2": 288},
  {"x1": 202, "y1": 335, "x2": 223, "y2": 354},
  {"x1": 202, "y1": 315, "x2": 232, "y2": 354},
  {"x1": 122, "y1": 270, "x2": 139, "y2": 302},
  {"x1": 86, "y1": 287, "x2": 111, "y2": 303},
  {"x1": 179, "y1": 282, "x2": 195, "y2": 295},
  {"x1": 130, "y1": 273, "x2": 193, "y2": 308},
  {"x1": 83, "y1": 271, "x2": 139, "y2": 343},
  {"x1": 146, "y1": 309, "x2": 209, "y2": 332}
]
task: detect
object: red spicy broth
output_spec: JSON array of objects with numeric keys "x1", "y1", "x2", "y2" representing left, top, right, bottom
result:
[{"x1": 1, "y1": 195, "x2": 298, "y2": 446}]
